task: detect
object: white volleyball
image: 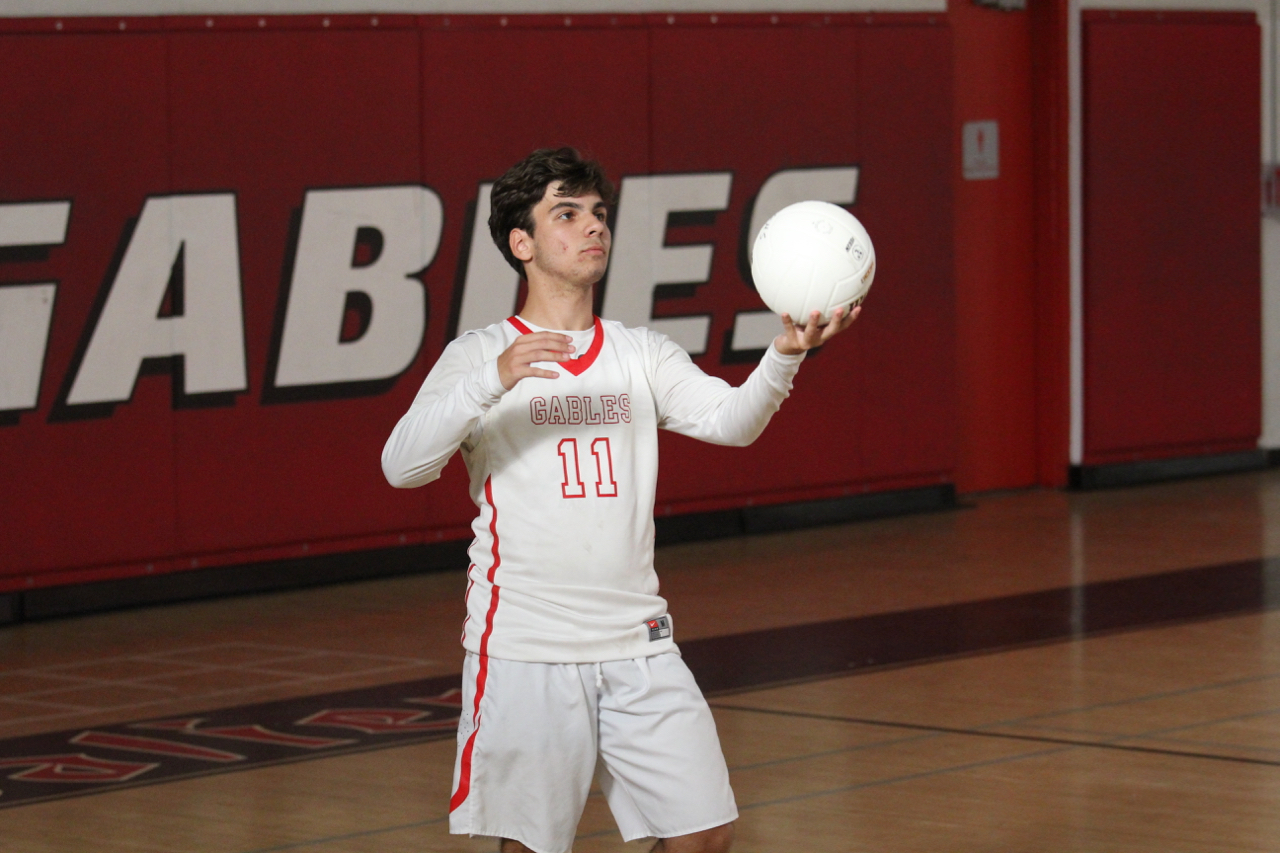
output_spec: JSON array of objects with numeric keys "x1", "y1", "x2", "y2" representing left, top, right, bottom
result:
[{"x1": 750, "y1": 200, "x2": 875, "y2": 325}]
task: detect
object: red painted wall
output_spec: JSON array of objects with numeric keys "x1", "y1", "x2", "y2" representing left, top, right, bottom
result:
[
  {"x1": 0, "y1": 14, "x2": 957, "y2": 591},
  {"x1": 948, "y1": 1, "x2": 1039, "y2": 492}
]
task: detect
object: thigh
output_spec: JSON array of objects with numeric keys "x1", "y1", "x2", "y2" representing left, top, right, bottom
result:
[
  {"x1": 449, "y1": 654, "x2": 599, "y2": 853},
  {"x1": 596, "y1": 653, "x2": 738, "y2": 842}
]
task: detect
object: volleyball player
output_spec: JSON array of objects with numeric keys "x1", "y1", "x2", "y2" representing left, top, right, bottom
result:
[{"x1": 382, "y1": 147, "x2": 857, "y2": 853}]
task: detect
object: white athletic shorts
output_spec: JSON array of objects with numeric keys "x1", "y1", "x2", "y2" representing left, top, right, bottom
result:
[{"x1": 448, "y1": 651, "x2": 738, "y2": 853}]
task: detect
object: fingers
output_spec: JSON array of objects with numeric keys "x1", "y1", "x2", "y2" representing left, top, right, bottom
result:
[
  {"x1": 523, "y1": 332, "x2": 575, "y2": 358},
  {"x1": 498, "y1": 332, "x2": 575, "y2": 390},
  {"x1": 776, "y1": 305, "x2": 861, "y2": 355},
  {"x1": 804, "y1": 310, "x2": 824, "y2": 341},
  {"x1": 790, "y1": 310, "x2": 823, "y2": 349},
  {"x1": 779, "y1": 311, "x2": 822, "y2": 337},
  {"x1": 819, "y1": 305, "x2": 860, "y2": 342}
]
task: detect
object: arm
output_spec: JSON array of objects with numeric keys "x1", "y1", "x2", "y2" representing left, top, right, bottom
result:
[
  {"x1": 650, "y1": 336, "x2": 804, "y2": 447},
  {"x1": 651, "y1": 306, "x2": 860, "y2": 447},
  {"x1": 381, "y1": 336, "x2": 503, "y2": 488},
  {"x1": 381, "y1": 330, "x2": 575, "y2": 488}
]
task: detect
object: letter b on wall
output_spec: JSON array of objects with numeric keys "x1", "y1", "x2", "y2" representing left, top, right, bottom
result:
[{"x1": 271, "y1": 186, "x2": 442, "y2": 392}]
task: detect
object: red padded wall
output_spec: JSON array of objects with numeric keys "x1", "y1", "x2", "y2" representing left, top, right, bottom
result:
[
  {"x1": 1082, "y1": 12, "x2": 1261, "y2": 465},
  {"x1": 0, "y1": 30, "x2": 178, "y2": 576},
  {"x1": 0, "y1": 15, "x2": 956, "y2": 591},
  {"x1": 168, "y1": 27, "x2": 425, "y2": 556}
]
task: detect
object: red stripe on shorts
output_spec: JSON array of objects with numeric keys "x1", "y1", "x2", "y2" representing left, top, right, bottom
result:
[{"x1": 450, "y1": 477, "x2": 503, "y2": 812}]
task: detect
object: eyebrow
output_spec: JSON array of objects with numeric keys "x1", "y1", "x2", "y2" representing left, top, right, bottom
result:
[{"x1": 549, "y1": 200, "x2": 608, "y2": 214}]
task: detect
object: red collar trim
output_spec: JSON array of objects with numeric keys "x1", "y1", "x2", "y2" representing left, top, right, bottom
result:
[{"x1": 506, "y1": 316, "x2": 605, "y2": 377}]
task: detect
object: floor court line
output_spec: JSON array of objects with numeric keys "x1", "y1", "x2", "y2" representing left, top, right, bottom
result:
[
  {"x1": 712, "y1": 703, "x2": 1280, "y2": 768},
  {"x1": 710, "y1": 651, "x2": 1280, "y2": 740},
  {"x1": 732, "y1": 744, "x2": 1070, "y2": 811},
  {"x1": 1013, "y1": 703, "x2": 1280, "y2": 744},
  {"x1": 1001, "y1": 670, "x2": 1280, "y2": 725},
  {"x1": 724, "y1": 730, "x2": 946, "y2": 774}
]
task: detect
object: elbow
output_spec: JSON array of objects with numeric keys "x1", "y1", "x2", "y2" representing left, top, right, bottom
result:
[
  {"x1": 381, "y1": 459, "x2": 414, "y2": 489},
  {"x1": 382, "y1": 462, "x2": 439, "y2": 490},
  {"x1": 719, "y1": 426, "x2": 767, "y2": 448},
  {"x1": 381, "y1": 443, "x2": 408, "y2": 488},
  {"x1": 383, "y1": 468, "x2": 415, "y2": 489},
  {"x1": 381, "y1": 447, "x2": 437, "y2": 489}
]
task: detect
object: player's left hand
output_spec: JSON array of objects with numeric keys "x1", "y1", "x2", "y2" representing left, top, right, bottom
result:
[{"x1": 773, "y1": 305, "x2": 860, "y2": 355}]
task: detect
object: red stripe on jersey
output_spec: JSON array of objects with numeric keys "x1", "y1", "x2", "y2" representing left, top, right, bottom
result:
[
  {"x1": 505, "y1": 315, "x2": 605, "y2": 376},
  {"x1": 460, "y1": 572, "x2": 475, "y2": 644},
  {"x1": 483, "y1": 476, "x2": 501, "y2": 585},
  {"x1": 450, "y1": 478, "x2": 503, "y2": 813},
  {"x1": 561, "y1": 316, "x2": 604, "y2": 375}
]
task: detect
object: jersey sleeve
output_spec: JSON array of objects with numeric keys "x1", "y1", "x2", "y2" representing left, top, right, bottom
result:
[
  {"x1": 381, "y1": 334, "x2": 506, "y2": 488},
  {"x1": 647, "y1": 331, "x2": 805, "y2": 446}
]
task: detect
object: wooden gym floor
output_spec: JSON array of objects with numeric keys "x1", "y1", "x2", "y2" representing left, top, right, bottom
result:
[{"x1": 2, "y1": 468, "x2": 1279, "y2": 851}]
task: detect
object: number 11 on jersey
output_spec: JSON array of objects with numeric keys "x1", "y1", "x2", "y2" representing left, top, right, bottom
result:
[{"x1": 557, "y1": 438, "x2": 618, "y2": 499}]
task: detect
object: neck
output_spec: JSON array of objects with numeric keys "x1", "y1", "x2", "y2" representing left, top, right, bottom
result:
[{"x1": 518, "y1": 276, "x2": 596, "y2": 331}]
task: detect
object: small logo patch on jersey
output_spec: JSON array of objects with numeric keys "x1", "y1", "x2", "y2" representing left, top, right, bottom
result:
[{"x1": 646, "y1": 616, "x2": 672, "y2": 642}]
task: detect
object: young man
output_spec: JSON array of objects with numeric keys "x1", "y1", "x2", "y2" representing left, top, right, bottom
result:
[{"x1": 382, "y1": 148, "x2": 857, "y2": 853}]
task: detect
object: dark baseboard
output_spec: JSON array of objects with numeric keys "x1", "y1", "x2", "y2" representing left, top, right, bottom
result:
[
  {"x1": 654, "y1": 484, "x2": 957, "y2": 546},
  {"x1": 11, "y1": 539, "x2": 471, "y2": 625},
  {"x1": 5, "y1": 484, "x2": 957, "y2": 625},
  {"x1": 1070, "y1": 449, "x2": 1267, "y2": 490},
  {"x1": 742, "y1": 484, "x2": 956, "y2": 535}
]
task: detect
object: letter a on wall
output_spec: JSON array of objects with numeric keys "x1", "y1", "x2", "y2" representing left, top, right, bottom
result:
[{"x1": 65, "y1": 194, "x2": 247, "y2": 410}]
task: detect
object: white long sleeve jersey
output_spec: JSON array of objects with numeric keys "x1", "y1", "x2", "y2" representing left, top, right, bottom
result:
[{"x1": 382, "y1": 316, "x2": 804, "y2": 663}]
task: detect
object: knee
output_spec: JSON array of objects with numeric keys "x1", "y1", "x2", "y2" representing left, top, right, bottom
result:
[
  {"x1": 657, "y1": 821, "x2": 734, "y2": 853},
  {"x1": 700, "y1": 822, "x2": 734, "y2": 853}
]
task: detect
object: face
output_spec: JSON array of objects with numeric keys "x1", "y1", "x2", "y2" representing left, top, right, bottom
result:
[{"x1": 510, "y1": 181, "x2": 611, "y2": 289}]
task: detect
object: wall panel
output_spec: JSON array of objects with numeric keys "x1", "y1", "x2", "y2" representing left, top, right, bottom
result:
[
  {"x1": 1082, "y1": 12, "x2": 1260, "y2": 465},
  {"x1": 0, "y1": 32, "x2": 177, "y2": 575}
]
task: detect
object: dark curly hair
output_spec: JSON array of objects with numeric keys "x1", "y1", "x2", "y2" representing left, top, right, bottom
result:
[{"x1": 488, "y1": 147, "x2": 616, "y2": 276}]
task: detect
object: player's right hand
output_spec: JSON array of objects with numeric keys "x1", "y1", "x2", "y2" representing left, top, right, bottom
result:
[{"x1": 497, "y1": 332, "x2": 574, "y2": 390}]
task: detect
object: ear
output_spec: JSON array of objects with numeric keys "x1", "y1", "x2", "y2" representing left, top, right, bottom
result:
[{"x1": 509, "y1": 228, "x2": 534, "y2": 264}]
